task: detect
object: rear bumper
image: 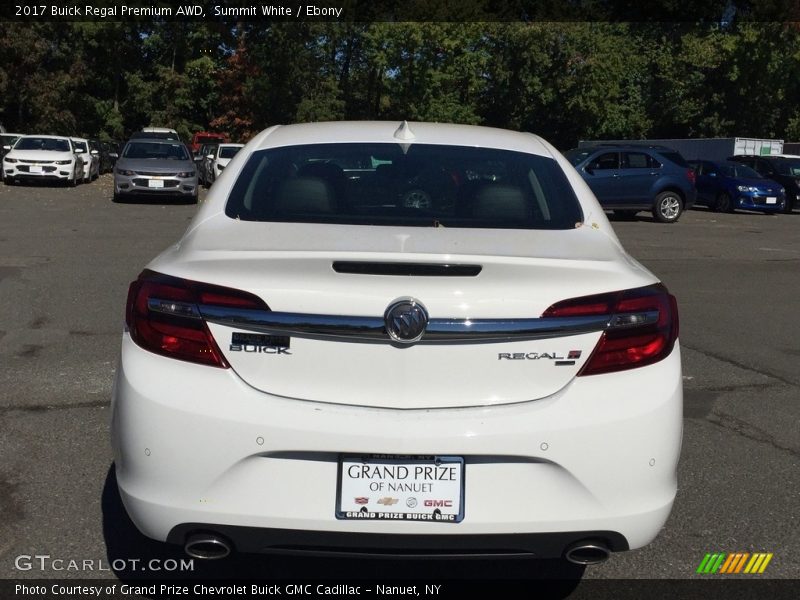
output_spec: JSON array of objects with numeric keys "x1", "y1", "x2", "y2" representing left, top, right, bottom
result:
[
  {"x1": 112, "y1": 334, "x2": 682, "y2": 555},
  {"x1": 165, "y1": 523, "x2": 629, "y2": 558}
]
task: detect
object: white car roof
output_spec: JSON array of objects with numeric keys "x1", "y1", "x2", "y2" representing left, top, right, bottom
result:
[
  {"x1": 19, "y1": 134, "x2": 72, "y2": 141},
  {"x1": 251, "y1": 121, "x2": 554, "y2": 157},
  {"x1": 143, "y1": 127, "x2": 178, "y2": 134}
]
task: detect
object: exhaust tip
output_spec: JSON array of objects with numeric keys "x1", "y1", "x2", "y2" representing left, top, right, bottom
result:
[
  {"x1": 184, "y1": 533, "x2": 232, "y2": 560},
  {"x1": 564, "y1": 540, "x2": 611, "y2": 565}
]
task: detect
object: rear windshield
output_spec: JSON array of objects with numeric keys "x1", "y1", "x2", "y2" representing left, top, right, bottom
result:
[
  {"x1": 219, "y1": 146, "x2": 241, "y2": 159},
  {"x1": 15, "y1": 137, "x2": 71, "y2": 152},
  {"x1": 225, "y1": 143, "x2": 583, "y2": 229},
  {"x1": 123, "y1": 142, "x2": 189, "y2": 160}
]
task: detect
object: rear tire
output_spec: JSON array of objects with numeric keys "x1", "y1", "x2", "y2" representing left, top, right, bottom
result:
[
  {"x1": 783, "y1": 195, "x2": 795, "y2": 214},
  {"x1": 653, "y1": 191, "x2": 683, "y2": 223}
]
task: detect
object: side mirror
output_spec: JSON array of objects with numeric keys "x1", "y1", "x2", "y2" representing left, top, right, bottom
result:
[
  {"x1": 584, "y1": 166, "x2": 594, "y2": 175},
  {"x1": 206, "y1": 154, "x2": 215, "y2": 159},
  {"x1": 91, "y1": 150, "x2": 99, "y2": 155},
  {"x1": 2, "y1": 145, "x2": 10, "y2": 151},
  {"x1": 109, "y1": 153, "x2": 118, "y2": 159},
  {"x1": 75, "y1": 148, "x2": 85, "y2": 153}
]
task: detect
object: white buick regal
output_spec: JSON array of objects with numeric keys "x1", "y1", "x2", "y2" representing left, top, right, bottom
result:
[{"x1": 111, "y1": 121, "x2": 682, "y2": 564}]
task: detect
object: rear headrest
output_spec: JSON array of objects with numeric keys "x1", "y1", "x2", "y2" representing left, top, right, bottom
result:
[
  {"x1": 471, "y1": 184, "x2": 529, "y2": 220},
  {"x1": 273, "y1": 177, "x2": 335, "y2": 213},
  {"x1": 298, "y1": 162, "x2": 344, "y2": 181}
]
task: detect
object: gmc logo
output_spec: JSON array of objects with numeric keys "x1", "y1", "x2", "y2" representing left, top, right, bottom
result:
[{"x1": 424, "y1": 499, "x2": 453, "y2": 507}]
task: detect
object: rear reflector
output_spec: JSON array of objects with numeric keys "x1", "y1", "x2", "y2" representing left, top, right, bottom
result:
[
  {"x1": 543, "y1": 284, "x2": 679, "y2": 375},
  {"x1": 126, "y1": 270, "x2": 269, "y2": 367}
]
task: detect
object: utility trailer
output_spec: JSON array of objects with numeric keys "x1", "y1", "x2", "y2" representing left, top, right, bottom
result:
[{"x1": 578, "y1": 138, "x2": 784, "y2": 162}]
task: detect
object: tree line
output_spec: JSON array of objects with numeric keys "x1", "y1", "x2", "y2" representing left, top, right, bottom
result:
[{"x1": 1, "y1": 21, "x2": 798, "y2": 150}]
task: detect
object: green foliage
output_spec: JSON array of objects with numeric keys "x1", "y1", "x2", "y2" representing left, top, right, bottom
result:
[{"x1": 2, "y1": 21, "x2": 800, "y2": 148}]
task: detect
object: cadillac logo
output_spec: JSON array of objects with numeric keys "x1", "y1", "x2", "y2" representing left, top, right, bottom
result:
[{"x1": 384, "y1": 298, "x2": 429, "y2": 343}]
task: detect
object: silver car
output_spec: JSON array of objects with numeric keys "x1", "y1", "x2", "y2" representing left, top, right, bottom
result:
[{"x1": 113, "y1": 139, "x2": 198, "y2": 203}]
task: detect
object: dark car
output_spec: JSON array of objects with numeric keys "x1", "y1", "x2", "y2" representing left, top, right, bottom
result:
[
  {"x1": 727, "y1": 155, "x2": 800, "y2": 213},
  {"x1": 565, "y1": 145, "x2": 696, "y2": 223},
  {"x1": 102, "y1": 141, "x2": 121, "y2": 172},
  {"x1": 196, "y1": 142, "x2": 220, "y2": 187},
  {"x1": 689, "y1": 160, "x2": 785, "y2": 213},
  {"x1": 88, "y1": 139, "x2": 113, "y2": 174}
]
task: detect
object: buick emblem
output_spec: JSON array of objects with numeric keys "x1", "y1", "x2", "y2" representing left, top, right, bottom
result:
[{"x1": 384, "y1": 298, "x2": 429, "y2": 343}]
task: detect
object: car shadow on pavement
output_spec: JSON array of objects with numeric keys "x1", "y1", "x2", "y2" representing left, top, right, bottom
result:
[
  {"x1": 111, "y1": 195, "x2": 198, "y2": 205},
  {"x1": 102, "y1": 464, "x2": 584, "y2": 593}
]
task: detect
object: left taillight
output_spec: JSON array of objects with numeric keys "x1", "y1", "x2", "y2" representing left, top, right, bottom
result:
[
  {"x1": 686, "y1": 168, "x2": 696, "y2": 186},
  {"x1": 543, "y1": 283, "x2": 679, "y2": 376},
  {"x1": 125, "y1": 269, "x2": 268, "y2": 368}
]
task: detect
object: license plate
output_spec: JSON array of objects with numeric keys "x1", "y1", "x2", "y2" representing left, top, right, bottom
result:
[
  {"x1": 766, "y1": 197, "x2": 777, "y2": 204},
  {"x1": 337, "y1": 455, "x2": 464, "y2": 523},
  {"x1": 29, "y1": 165, "x2": 42, "y2": 173},
  {"x1": 148, "y1": 179, "x2": 165, "y2": 188}
]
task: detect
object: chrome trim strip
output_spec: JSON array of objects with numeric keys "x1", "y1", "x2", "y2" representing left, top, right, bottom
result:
[{"x1": 198, "y1": 306, "x2": 660, "y2": 344}]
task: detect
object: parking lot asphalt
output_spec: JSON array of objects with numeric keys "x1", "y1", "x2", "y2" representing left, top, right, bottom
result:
[{"x1": 0, "y1": 176, "x2": 798, "y2": 587}]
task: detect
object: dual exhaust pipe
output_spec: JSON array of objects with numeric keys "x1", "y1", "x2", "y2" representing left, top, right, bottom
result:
[{"x1": 183, "y1": 532, "x2": 611, "y2": 564}]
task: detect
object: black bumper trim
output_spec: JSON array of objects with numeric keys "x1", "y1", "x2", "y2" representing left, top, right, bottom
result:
[{"x1": 167, "y1": 524, "x2": 629, "y2": 559}]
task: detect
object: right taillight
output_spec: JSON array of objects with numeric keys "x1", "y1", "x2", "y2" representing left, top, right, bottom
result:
[
  {"x1": 125, "y1": 269, "x2": 269, "y2": 368},
  {"x1": 543, "y1": 284, "x2": 679, "y2": 376}
]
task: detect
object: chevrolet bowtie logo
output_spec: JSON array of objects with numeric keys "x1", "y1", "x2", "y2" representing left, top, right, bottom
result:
[{"x1": 377, "y1": 497, "x2": 399, "y2": 506}]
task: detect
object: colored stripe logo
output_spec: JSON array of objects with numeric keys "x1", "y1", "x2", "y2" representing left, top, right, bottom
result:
[{"x1": 697, "y1": 552, "x2": 773, "y2": 574}]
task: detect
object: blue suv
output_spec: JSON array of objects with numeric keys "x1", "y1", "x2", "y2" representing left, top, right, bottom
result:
[{"x1": 564, "y1": 145, "x2": 697, "y2": 223}]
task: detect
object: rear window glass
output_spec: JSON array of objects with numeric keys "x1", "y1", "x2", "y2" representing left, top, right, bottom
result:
[
  {"x1": 15, "y1": 137, "x2": 71, "y2": 152},
  {"x1": 225, "y1": 143, "x2": 583, "y2": 230},
  {"x1": 123, "y1": 142, "x2": 189, "y2": 160}
]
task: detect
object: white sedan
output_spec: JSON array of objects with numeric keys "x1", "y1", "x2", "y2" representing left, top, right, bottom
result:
[
  {"x1": 111, "y1": 121, "x2": 682, "y2": 564},
  {"x1": 71, "y1": 137, "x2": 99, "y2": 182},
  {"x1": 206, "y1": 142, "x2": 244, "y2": 186},
  {"x1": 2, "y1": 135, "x2": 84, "y2": 186}
]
